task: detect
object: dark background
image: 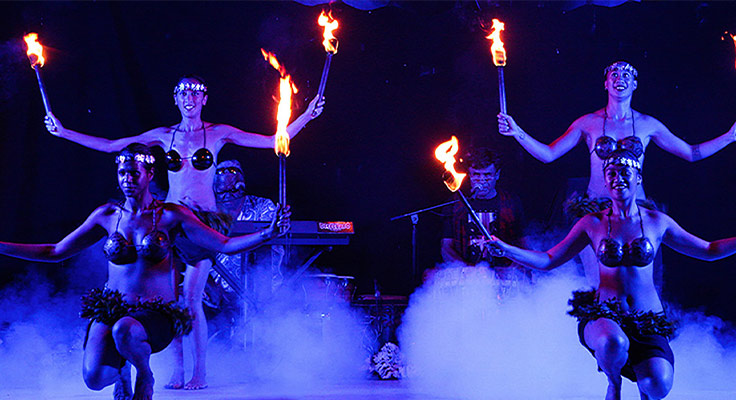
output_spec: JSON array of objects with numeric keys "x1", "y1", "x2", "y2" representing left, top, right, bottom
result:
[{"x1": 1, "y1": 1, "x2": 735, "y2": 321}]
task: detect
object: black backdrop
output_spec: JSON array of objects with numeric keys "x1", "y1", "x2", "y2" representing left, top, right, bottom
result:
[{"x1": 1, "y1": 1, "x2": 735, "y2": 321}]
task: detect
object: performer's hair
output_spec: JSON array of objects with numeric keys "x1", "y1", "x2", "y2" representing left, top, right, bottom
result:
[
  {"x1": 117, "y1": 143, "x2": 155, "y2": 172},
  {"x1": 603, "y1": 61, "x2": 638, "y2": 79},
  {"x1": 465, "y1": 147, "x2": 500, "y2": 170},
  {"x1": 177, "y1": 74, "x2": 207, "y2": 87},
  {"x1": 602, "y1": 148, "x2": 641, "y2": 172}
]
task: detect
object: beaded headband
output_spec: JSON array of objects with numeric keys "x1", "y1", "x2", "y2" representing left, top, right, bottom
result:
[
  {"x1": 604, "y1": 61, "x2": 638, "y2": 79},
  {"x1": 603, "y1": 155, "x2": 641, "y2": 172},
  {"x1": 116, "y1": 154, "x2": 156, "y2": 165},
  {"x1": 173, "y1": 82, "x2": 208, "y2": 94}
]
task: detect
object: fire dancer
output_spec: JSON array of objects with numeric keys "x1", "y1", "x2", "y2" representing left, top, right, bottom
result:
[
  {"x1": 440, "y1": 147, "x2": 528, "y2": 285},
  {"x1": 0, "y1": 144, "x2": 289, "y2": 400},
  {"x1": 44, "y1": 75, "x2": 323, "y2": 390},
  {"x1": 498, "y1": 61, "x2": 736, "y2": 202},
  {"x1": 486, "y1": 148, "x2": 736, "y2": 400},
  {"x1": 497, "y1": 61, "x2": 736, "y2": 284}
]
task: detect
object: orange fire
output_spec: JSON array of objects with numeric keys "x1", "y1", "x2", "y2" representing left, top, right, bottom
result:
[
  {"x1": 485, "y1": 19, "x2": 506, "y2": 67},
  {"x1": 318, "y1": 10, "x2": 339, "y2": 54},
  {"x1": 434, "y1": 136, "x2": 466, "y2": 192},
  {"x1": 262, "y1": 49, "x2": 298, "y2": 156},
  {"x1": 23, "y1": 33, "x2": 45, "y2": 68},
  {"x1": 731, "y1": 33, "x2": 736, "y2": 69}
]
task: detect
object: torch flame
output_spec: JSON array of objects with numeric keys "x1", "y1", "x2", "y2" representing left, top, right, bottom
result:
[
  {"x1": 262, "y1": 49, "x2": 298, "y2": 156},
  {"x1": 485, "y1": 19, "x2": 506, "y2": 67},
  {"x1": 23, "y1": 33, "x2": 45, "y2": 68},
  {"x1": 318, "y1": 10, "x2": 339, "y2": 54},
  {"x1": 434, "y1": 136, "x2": 466, "y2": 192},
  {"x1": 731, "y1": 33, "x2": 736, "y2": 70}
]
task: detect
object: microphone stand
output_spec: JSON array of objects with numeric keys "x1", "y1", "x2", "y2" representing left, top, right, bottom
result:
[{"x1": 390, "y1": 199, "x2": 460, "y2": 282}]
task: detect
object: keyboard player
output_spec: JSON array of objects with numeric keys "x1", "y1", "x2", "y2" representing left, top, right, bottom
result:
[{"x1": 211, "y1": 160, "x2": 285, "y2": 303}]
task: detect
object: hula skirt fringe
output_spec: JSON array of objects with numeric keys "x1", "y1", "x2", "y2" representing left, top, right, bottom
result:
[
  {"x1": 80, "y1": 288, "x2": 192, "y2": 336},
  {"x1": 567, "y1": 289, "x2": 676, "y2": 338}
]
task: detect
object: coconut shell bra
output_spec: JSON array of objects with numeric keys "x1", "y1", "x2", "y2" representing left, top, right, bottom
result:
[
  {"x1": 103, "y1": 203, "x2": 170, "y2": 265},
  {"x1": 596, "y1": 206, "x2": 655, "y2": 267},
  {"x1": 165, "y1": 123, "x2": 214, "y2": 172},
  {"x1": 593, "y1": 110, "x2": 644, "y2": 160}
]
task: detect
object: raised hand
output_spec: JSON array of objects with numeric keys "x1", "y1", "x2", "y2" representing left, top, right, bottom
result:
[
  {"x1": 497, "y1": 113, "x2": 524, "y2": 139},
  {"x1": 267, "y1": 204, "x2": 291, "y2": 237},
  {"x1": 44, "y1": 112, "x2": 63, "y2": 136},
  {"x1": 308, "y1": 94, "x2": 326, "y2": 119}
]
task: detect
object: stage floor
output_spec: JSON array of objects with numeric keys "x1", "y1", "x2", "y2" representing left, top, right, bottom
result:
[{"x1": 5, "y1": 380, "x2": 736, "y2": 400}]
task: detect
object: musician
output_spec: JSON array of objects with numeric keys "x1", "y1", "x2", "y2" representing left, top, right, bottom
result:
[
  {"x1": 440, "y1": 147, "x2": 529, "y2": 284},
  {"x1": 211, "y1": 160, "x2": 284, "y2": 299}
]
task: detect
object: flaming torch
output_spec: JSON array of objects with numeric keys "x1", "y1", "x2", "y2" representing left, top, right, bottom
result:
[
  {"x1": 434, "y1": 136, "x2": 496, "y2": 246},
  {"x1": 262, "y1": 49, "x2": 298, "y2": 221},
  {"x1": 730, "y1": 33, "x2": 736, "y2": 70},
  {"x1": 313, "y1": 10, "x2": 339, "y2": 116},
  {"x1": 23, "y1": 33, "x2": 52, "y2": 114},
  {"x1": 486, "y1": 19, "x2": 507, "y2": 115}
]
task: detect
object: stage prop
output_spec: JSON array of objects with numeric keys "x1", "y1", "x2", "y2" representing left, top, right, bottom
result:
[
  {"x1": 486, "y1": 19, "x2": 507, "y2": 116},
  {"x1": 262, "y1": 50, "x2": 298, "y2": 231},
  {"x1": 23, "y1": 33, "x2": 52, "y2": 114},
  {"x1": 314, "y1": 9, "x2": 339, "y2": 116}
]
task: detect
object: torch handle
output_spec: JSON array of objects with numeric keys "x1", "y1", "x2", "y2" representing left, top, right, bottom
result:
[
  {"x1": 456, "y1": 191, "x2": 493, "y2": 241},
  {"x1": 34, "y1": 65, "x2": 52, "y2": 114},
  {"x1": 316, "y1": 52, "x2": 333, "y2": 101},
  {"x1": 278, "y1": 154, "x2": 287, "y2": 233},
  {"x1": 498, "y1": 66, "x2": 506, "y2": 115}
]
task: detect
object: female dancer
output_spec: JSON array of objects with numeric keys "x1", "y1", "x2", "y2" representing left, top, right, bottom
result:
[
  {"x1": 44, "y1": 75, "x2": 321, "y2": 389},
  {"x1": 498, "y1": 61, "x2": 736, "y2": 200},
  {"x1": 488, "y1": 149, "x2": 736, "y2": 400},
  {"x1": 0, "y1": 144, "x2": 289, "y2": 400}
]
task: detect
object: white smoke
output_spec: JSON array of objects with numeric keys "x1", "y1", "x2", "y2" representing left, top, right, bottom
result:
[
  {"x1": 158, "y1": 262, "x2": 369, "y2": 394},
  {"x1": 400, "y1": 263, "x2": 736, "y2": 399}
]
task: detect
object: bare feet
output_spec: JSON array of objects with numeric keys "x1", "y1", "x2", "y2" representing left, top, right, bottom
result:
[
  {"x1": 183, "y1": 375, "x2": 208, "y2": 390},
  {"x1": 113, "y1": 363, "x2": 132, "y2": 400},
  {"x1": 164, "y1": 368, "x2": 184, "y2": 390},
  {"x1": 605, "y1": 374, "x2": 622, "y2": 400},
  {"x1": 132, "y1": 371, "x2": 154, "y2": 400}
]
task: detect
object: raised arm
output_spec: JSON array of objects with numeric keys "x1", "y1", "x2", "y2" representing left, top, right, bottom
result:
[
  {"x1": 491, "y1": 216, "x2": 591, "y2": 271},
  {"x1": 174, "y1": 204, "x2": 290, "y2": 254},
  {"x1": 221, "y1": 95, "x2": 325, "y2": 149},
  {"x1": 497, "y1": 113, "x2": 582, "y2": 163},
  {"x1": 650, "y1": 117, "x2": 736, "y2": 162},
  {"x1": 662, "y1": 214, "x2": 736, "y2": 261},
  {"x1": 0, "y1": 205, "x2": 108, "y2": 262},
  {"x1": 45, "y1": 112, "x2": 165, "y2": 153}
]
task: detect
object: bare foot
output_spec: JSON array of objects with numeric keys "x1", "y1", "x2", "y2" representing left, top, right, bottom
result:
[
  {"x1": 114, "y1": 363, "x2": 132, "y2": 400},
  {"x1": 132, "y1": 371, "x2": 154, "y2": 400},
  {"x1": 164, "y1": 368, "x2": 184, "y2": 390},
  {"x1": 183, "y1": 375, "x2": 208, "y2": 390},
  {"x1": 605, "y1": 374, "x2": 622, "y2": 400}
]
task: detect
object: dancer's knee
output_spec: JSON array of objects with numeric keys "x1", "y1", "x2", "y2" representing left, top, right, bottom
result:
[
  {"x1": 594, "y1": 332, "x2": 629, "y2": 357},
  {"x1": 82, "y1": 366, "x2": 109, "y2": 391},
  {"x1": 637, "y1": 360, "x2": 673, "y2": 399},
  {"x1": 112, "y1": 316, "x2": 145, "y2": 346},
  {"x1": 639, "y1": 374, "x2": 672, "y2": 399}
]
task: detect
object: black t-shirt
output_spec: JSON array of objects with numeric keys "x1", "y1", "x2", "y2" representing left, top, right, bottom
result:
[{"x1": 441, "y1": 189, "x2": 524, "y2": 266}]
